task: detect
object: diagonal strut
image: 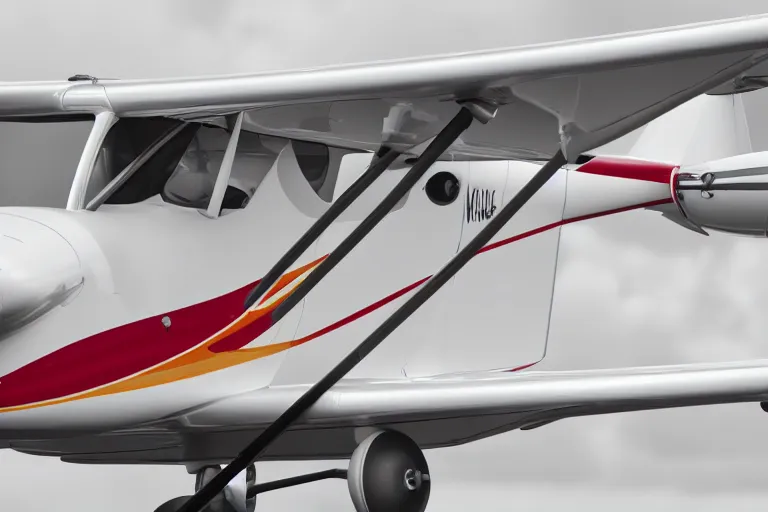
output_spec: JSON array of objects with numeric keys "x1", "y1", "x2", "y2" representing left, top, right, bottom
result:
[
  {"x1": 178, "y1": 103, "x2": 527, "y2": 512},
  {"x1": 244, "y1": 106, "x2": 475, "y2": 327},
  {"x1": 243, "y1": 145, "x2": 400, "y2": 311}
]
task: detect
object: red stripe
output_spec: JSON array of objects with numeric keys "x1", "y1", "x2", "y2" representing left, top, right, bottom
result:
[
  {"x1": 480, "y1": 198, "x2": 672, "y2": 255},
  {"x1": 576, "y1": 157, "x2": 675, "y2": 184},
  {"x1": 0, "y1": 199, "x2": 671, "y2": 408},
  {"x1": 290, "y1": 276, "x2": 432, "y2": 348},
  {"x1": 0, "y1": 280, "x2": 260, "y2": 408},
  {"x1": 507, "y1": 362, "x2": 538, "y2": 373}
]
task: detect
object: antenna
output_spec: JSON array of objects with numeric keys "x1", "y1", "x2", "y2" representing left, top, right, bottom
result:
[{"x1": 67, "y1": 74, "x2": 99, "y2": 84}]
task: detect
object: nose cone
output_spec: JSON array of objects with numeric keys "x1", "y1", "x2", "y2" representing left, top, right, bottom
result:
[{"x1": 0, "y1": 214, "x2": 83, "y2": 336}]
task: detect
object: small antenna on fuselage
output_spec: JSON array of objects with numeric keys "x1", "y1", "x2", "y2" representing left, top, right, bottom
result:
[{"x1": 67, "y1": 74, "x2": 99, "y2": 84}]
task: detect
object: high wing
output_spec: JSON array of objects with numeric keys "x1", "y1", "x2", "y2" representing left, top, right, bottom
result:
[
  {"x1": 10, "y1": 360, "x2": 768, "y2": 464},
  {"x1": 4, "y1": 15, "x2": 768, "y2": 161}
]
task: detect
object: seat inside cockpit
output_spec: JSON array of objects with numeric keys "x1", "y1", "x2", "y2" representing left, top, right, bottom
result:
[{"x1": 161, "y1": 124, "x2": 273, "y2": 214}]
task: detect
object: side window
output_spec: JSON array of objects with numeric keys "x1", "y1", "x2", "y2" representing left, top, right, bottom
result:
[
  {"x1": 98, "y1": 119, "x2": 311, "y2": 214},
  {"x1": 101, "y1": 120, "x2": 279, "y2": 213},
  {"x1": 292, "y1": 140, "x2": 331, "y2": 201},
  {"x1": 218, "y1": 130, "x2": 278, "y2": 214},
  {"x1": 161, "y1": 125, "x2": 229, "y2": 209},
  {"x1": 105, "y1": 121, "x2": 199, "y2": 206},
  {"x1": 88, "y1": 117, "x2": 185, "y2": 205}
]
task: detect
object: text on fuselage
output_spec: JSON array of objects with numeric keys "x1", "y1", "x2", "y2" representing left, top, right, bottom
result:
[{"x1": 466, "y1": 188, "x2": 497, "y2": 223}]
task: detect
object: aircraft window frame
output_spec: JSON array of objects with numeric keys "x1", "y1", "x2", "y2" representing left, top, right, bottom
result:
[
  {"x1": 204, "y1": 112, "x2": 244, "y2": 219},
  {"x1": 160, "y1": 124, "x2": 233, "y2": 211},
  {"x1": 78, "y1": 113, "x2": 341, "y2": 214},
  {"x1": 102, "y1": 122, "x2": 201, "y2": 206},
  {"x1": 79, "y1": 116, "x2": 198, "y2": 207},
  {"x1": 160, "y1": 120, "x2": 278, "y2": 217},
  {"x1": 216, "y1": 129, "x2": 281, "y2": 216},
  {"x1": 86, "y1": 122, "x2": 190, "y2": 211},
  {"x1": 68, "y1": 112, "x2": 118, "y2": 210}
]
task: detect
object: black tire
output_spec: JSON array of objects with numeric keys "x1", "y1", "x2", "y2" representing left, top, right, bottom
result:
[{"x1": 348, "y1": 430, "x2": 430, "y2": 512}]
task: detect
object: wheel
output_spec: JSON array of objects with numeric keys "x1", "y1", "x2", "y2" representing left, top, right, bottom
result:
[
  {"x1": 347, "y1": 430, "x2": 431, "y2": 512},
  {"x1": 154, "y1": 462, "x2": 256, "y2": 512},
  {"x1": 152, "y1": 494, "x2": 239, "y2": 512},
  {"x1": 192, "y1": 464, "x2": 256, "y2": 512},
  {"x1": 153, "y1": 496, "x2": 194, "y2": 512}
]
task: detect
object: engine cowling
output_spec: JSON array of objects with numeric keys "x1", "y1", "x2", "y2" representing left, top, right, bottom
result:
[{"x1": 673, "y1": 151, "x2": 768, "y2": 237}]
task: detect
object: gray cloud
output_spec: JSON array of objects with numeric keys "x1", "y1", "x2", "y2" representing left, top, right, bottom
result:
[
  {"x1": 0, "y1": 121, "x2": 90, "y2": 208},
  {"x1": 549, "y1": 219, "x2": 768, "y2": 368}
]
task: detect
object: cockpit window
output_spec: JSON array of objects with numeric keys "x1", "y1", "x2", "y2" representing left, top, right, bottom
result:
[
  {"x1": 89, "y1": 117, "x2": 186, "y2": 205},
  {"x1": 220, "y1": 130, "x2": 278, "y2": 213},
  {"x1": 104, "y1": 120, "x2": 199, "y2": 206},
  {"x1": 162, "y1": 125, "x2": 277, "y2": 213},
  {"x1": 103, "y1": 120, "x2": 275, "y2": 213},
  {"x1": 98, "y1": 116, "x2": 334, "y2": 213},
  {"x1": 292, "y1": 139, "x2": 330, "y2": 200},
  {"x1": 162, "y1": 125, "x2": 228, "y2": 209}
]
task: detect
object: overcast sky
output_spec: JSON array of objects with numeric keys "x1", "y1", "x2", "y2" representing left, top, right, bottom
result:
[{"x1": 4, "y1": 1, "x2": 768, "y2": 511}]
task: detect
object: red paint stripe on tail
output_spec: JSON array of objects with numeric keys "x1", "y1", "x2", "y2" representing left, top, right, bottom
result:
[
  {"x1": 479, "y1": 198, "x2": 672, "y2": 255},
  {"x1": 576, "y1": 157, "x2": 675, "y2": 184}
]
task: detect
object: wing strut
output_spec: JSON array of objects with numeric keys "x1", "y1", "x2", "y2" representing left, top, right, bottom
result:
[
  {"x1": 242, "y1": 100, "x2": 497, "y2": 311},
  {"x1": 179, "y1": 103, "x2": 568, "y2": 512},
  {"x1": 242, "y1": 105, "x2": 475, "y2": 327},
  {"x1": 243, "y1": 145, "x2": 400, "y2": 310}
]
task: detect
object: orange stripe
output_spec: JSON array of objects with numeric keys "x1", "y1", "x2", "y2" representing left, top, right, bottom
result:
[{"x1": 0, "y1": 200, "x2": 666, "y2": 413}]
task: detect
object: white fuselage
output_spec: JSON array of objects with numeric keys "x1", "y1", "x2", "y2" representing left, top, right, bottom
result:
[{"x1": 0, "y1": 147, "x2": 675, "y2": 437}]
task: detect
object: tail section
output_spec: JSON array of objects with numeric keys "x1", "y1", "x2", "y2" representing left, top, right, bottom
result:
[{"x1": 626, "y1": 93, "x2": 752, "y2": 166}]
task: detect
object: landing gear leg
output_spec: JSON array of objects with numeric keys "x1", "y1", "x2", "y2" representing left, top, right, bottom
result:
[
  {"x1": 154, "y1": 464, "x2": 256, "y2": 512},
  {"x1": 209, "y1": 430, "x2": 429, "y2": 512}
]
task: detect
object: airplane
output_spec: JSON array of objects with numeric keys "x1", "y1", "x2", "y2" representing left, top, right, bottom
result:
[{"x1": 3, "y1": 14, "x2": 768, "y2": 512}]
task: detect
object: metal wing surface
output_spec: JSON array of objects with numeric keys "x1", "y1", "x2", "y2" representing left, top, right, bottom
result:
[{"x1": 3, "y1": 15, "x2": 768, "y2": 160}]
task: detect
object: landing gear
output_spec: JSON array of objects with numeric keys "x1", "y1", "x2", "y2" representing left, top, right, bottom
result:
[
  {"x1": 156, "y1": 430, "x2": 429, "y2": 512},
  {"x1": 155, "y1": 496, "x2": 196, "y2": 512},
  {"x1": 348, "y1": 430, "x2": 431, "y2": 512},
  {"x1": 154, "y1": 464, "x2": 256, "y2": 512}
]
